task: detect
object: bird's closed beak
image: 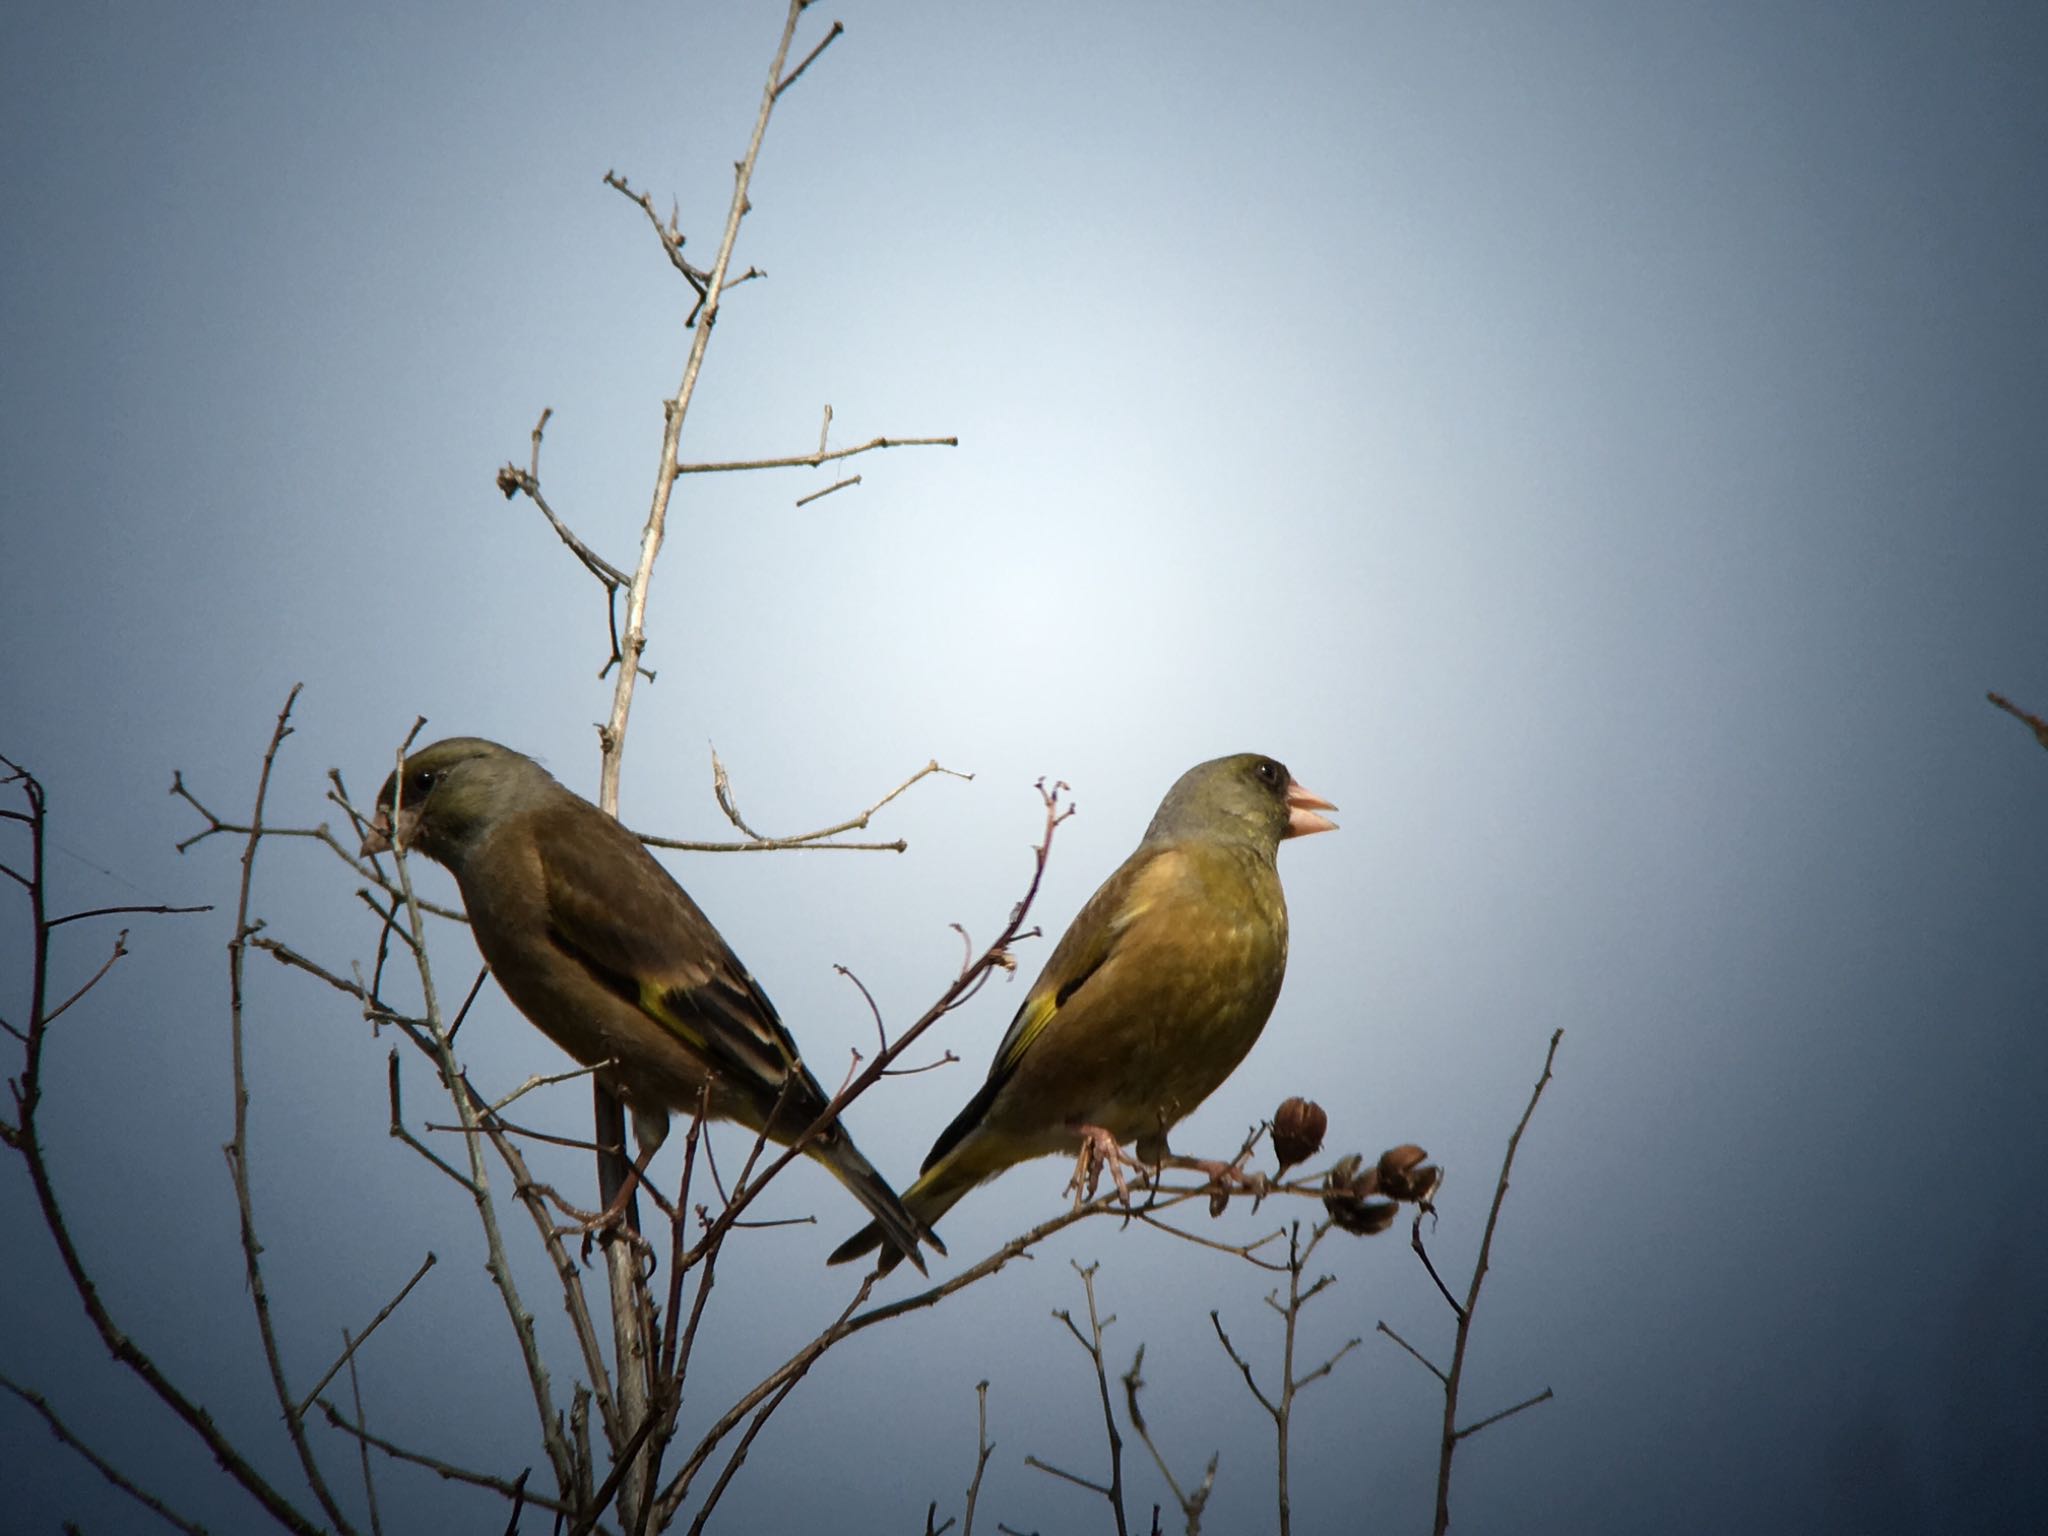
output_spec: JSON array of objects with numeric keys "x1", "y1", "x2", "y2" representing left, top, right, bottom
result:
[
  {"x1": 1283, "y1": 780, "x2": 1338, "y2": 839},
  {"x1": 360, "y1": 806, "x2": 414, "y2": 859}
]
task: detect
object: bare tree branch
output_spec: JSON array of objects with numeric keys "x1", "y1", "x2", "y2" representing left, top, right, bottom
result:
[
  {"x1": 294, "y1": 1252, "x2": 439, "y2": 1419},
  {"x1": 1024, "y1": 1262, "x2": 1128, "y2": 1535},
  {"x1": 0, "y1": 751, "x2": 327, "y2": 1534},
  {"x1": 1989, "y1": 690, "x2": 2048, "y2": 753},
  {"x1": 1123, "y1": 1344, "x2": 1217, "y2": 1535},
  {"x1": 677, "y1": 432, "x2": 958, "y2": 476},
  {"x1": 0, "y1": 1372, "x2": 210, "y2": 1536},
  {"x1": 1404, "y1": 1028, "x2": 1564, "y2": 1536}
]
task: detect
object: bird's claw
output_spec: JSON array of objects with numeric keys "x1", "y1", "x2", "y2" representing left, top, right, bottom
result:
[
  {"x1": 560, "y1": 1186, "x2": 654, "y2": 1266},
  {"x1": 530, "y1": 1160, "x2": 664, "y2": 1265},
  {"x1": 1067, "y1": 1124, "x2": 1143, "y2": 1208}
]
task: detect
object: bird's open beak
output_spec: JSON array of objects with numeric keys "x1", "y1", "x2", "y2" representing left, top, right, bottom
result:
[{"x1": 1283, "y1": 780, "x2": 1338, "y2": 839}]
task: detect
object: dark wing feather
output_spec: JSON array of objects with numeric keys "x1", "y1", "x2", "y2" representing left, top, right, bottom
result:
[{"x1": 530, "y1": 801, "x2": 814, "y2": 1105}]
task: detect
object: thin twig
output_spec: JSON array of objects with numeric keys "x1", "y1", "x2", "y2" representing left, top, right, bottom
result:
[
  {"x1": 794, "y1": 474, "x2": 860, "y2": 507},
  {"x1": 1455, "y1": 1386, "x2": 1555, "y2": 1441},
  {"x1": 0, "y1": 753, "x2": 323, "y2": 1535},
  {"x1": 221, "y1": 687, "x2": 361, "y2": 1533},
  {"x1": 294, "y1": 1252, "x2": 439, "y2": 1418},
  {"x1": 673, "y1": 751, "x2": 970, "y2": 853},
  {"x1": 45, "y1": 900, "x2": 210, "y2": 929},
  {"x1": 1025, "y1": 1263, "x2": 1128, "y2": 1535},
  {"x1": 963, "y1": 1380, "x2": 995, "y2": 1536},
  {"x1": 1426, "y1": 1028, "x2": 1563, "y2": 1536},
  {"x1": 774, "y1": 18, "x2": 843, "y2": 96},
  {"x1": 1374, "y1": 1321, "x2": 1447, "y2": 1385},
  {"x1": 318, "y1": 1402, "x2": 576, "y2": 1515},
  {"x1": 677, "y1": 433, "x2": 958, "y2": 475},
  {"x1": 1122, "y1": 1344, "x2": 1216, "y2": 1535},
  {"x1": 586, "y1": 5, "x2": 831, "y2": 1519},
  {"x1": 1210, "y1": 1222, "x2": 1353, "y2": 1536},
  {"x1": 0, "y1": 1372, "x2": 209, "y2": 1536},
  {"x1": 343, "y1": 1328, "x2": 385, "y2": 1536},
  {"x1": 674, "y1": 1274, "x2": 881, "y2": 1535},
  {"x1": 1988, "y1": 690, "x2": 2048, "y2": 753}
]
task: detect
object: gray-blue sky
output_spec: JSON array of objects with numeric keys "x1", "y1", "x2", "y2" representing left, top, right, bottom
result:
[{"x1": 4, "y1": 2, "x2": 2045, "y2": 1531}]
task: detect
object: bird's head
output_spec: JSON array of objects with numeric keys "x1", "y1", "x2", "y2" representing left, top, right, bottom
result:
[
  {"x1": 1145, "y1": 753, "x2": 1338, "y2": 852},
  {"x1": 360, "y1": 737, "x2": 551, "y2": 868}
]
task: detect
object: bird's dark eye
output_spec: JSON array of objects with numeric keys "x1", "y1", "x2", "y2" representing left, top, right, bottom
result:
[
  {"x1": 408, "y1": 769, "x2": 437, "y2": 798},
  {"x1": 1255, "y1": 759, "x2": 1282, "y2": 786}
]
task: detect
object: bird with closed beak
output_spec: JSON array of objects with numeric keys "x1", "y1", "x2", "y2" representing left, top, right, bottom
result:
[
  {"x1": 361, "y1": 736, "x2": 935, "y2": 1272},
  {"x1": 830, "y1": 752, "x2": 1336, "y2": 1273}
]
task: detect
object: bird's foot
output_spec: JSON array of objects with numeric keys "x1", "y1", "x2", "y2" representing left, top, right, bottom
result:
[
  {"x1": 570, "y1": 1178, "x2": 640, "y2": 1263},
  {"x1": 530, "y1": 1162, "x2": 664, "y2": 1263},
  {"x1": 1067, "y1": 1124, "x2": 1144, "y2": 1208}
]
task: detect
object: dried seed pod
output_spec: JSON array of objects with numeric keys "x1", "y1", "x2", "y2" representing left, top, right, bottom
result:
[
  {"x1": 1319, "y1": 1143, "x2": 1439, "y2": 1236},
  {"x1": 1271, "y1": 1096, "x2": 1328, "y2": 1172},
  {"x1": 1322, "y1": 1153, "x2": 1395, "y2": 1234},
  {"x1": 1375, "y1": 1143, "x2": 1440, "y2": 1204}
]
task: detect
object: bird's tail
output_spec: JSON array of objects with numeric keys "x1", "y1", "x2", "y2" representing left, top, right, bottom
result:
[
  {"x1": 812, "y1": 1132, "x2": 943, "y2": 1276},
  {"x1": 825, "y1": 1142, "x2": 995, "y2": 1275}
]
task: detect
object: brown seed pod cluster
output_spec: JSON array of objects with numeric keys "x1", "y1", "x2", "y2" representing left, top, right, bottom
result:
[{"x1": 1322, "y1": 1143, "x2": 1440, "y2": 1235}]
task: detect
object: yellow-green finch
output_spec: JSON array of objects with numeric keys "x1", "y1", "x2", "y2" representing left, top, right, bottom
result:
[
  {"x1": 829, "y1": 753, "x2": 1335, "y2": 1271},
  {"x1": 362, "y1": 737, "x2": 934, "y2": 1271}
]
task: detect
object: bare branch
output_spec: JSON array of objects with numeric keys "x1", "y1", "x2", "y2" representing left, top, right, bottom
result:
[
  {"x1": 46, "y1": 901, "x2": 209, "y2": 929},
  {"x1": 793, "y1": 474, "x2": 860, "y2": 507},
  {"x1": 603, "y1": 170, "x2": 709, "y2": 291},
  {"x1": 1122, "y1": 1344, "x2": 1216, "y2": 1534},
  {"x1": 318, "y1": 1402, "x2": 576, "y2": 1515},
  {"x1": 221, "y1": 686, "x2": 362, "y2": 1533},
  {"x1": 342, "y1": 1329, "x2": 386, "y2": 1536},
  {"x1": 774, "y1": 18, "x2": 843, "y2": 97},
  {"x1": 294, "y1": 1252, "x2": 439, "y2": 1419},
  {"x1": 1421, "y1": 1028, "x2": 1564, "y2": 1536},
  {"x1": 668, "y1": 750, "x2": 970, "y2": 854},
  {"x1": 587, "y1": 10, "x2": 834, "y2": 1514},
  {"x1": 0, "y1": 1372, "x2": 209, "y2": 1536},
  {"x1": 1989, "y1": 690, "x2": 2048, "y2": 753},
  {"x1": 0, "y1": 749, "x2": 326, "y2": 1536},
  {"x1": 963, "y1": 1380, "x2": 995, "y2": 1536},
  {"x1": 1208, "y1": 1312, "x2": 1275, "y2": 1417},
  {"x1": 1022, "y1": 1455, "x2": 1113, "y2": 1499},
  {"x1": 1456, "y1": 1386, "x2": 1556, "y2": 1441},
  {"x1": 38, "y1": 928, "x2": 130, "y2": 1028},
  {"x1": 1375, "y1": 1321, "x2": 1447, "y2": 1385},
  {"x1": 678, "y1": 432, "x2": 959, "y2": 476},
  {"x1": 1023, "y1": 1263, "x2": 1128, "y2": 1535}
]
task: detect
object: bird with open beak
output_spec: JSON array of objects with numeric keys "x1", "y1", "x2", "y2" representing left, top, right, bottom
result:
[
  {"x1": 831, "y1": 752, "x2": 1337, "y2": 1272},
  {"x1": 361, "y1": 736, "x2": 934, "y2": 1271}
]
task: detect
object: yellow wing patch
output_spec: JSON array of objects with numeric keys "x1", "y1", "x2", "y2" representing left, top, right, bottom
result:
[
  {"x1": 990, "y1": 847, "x2": 1192, "y2": 1079},
  {"x1": 639, "y1": 979, "x2": 709, "y2": 1054},
  {"x1": 993, "y1": 988, "x2": 1060, "y2": 1079}
]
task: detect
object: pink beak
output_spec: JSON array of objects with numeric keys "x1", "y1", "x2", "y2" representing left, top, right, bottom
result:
[
  {"x1": 360, "y1": 806, "x2": 410, "y2": 859},
  {"x1": 359, "y1": 811, "x2": 394, "y2": 858},
  {"x1": 1284, "y1": 780, "x2": 1338, "y2": 838}
]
